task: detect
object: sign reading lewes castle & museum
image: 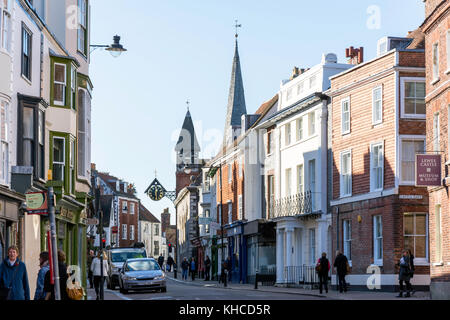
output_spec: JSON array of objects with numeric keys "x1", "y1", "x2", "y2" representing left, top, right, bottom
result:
[{"x1": 416, "y1": 154, "x2": 442, "y2": 187}]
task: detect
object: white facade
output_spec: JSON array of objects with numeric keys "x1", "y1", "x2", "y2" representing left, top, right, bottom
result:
[{"x1": 257, "y1": 54, "x2": 353, "y2": 284}]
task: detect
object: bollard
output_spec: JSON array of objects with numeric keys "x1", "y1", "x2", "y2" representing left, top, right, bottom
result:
[
  {"x1": 224, "y1": 270, "x2": 227, "y2": 287},
  {"x1": 255, "y1": 272, "x2": 258, "y2": 290},
  {"x1": 174, "y1": 265, "x2": 177, "y2": 279}
]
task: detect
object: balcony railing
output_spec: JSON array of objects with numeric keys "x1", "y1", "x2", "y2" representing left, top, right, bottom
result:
[{"x1": 269, "y1": 192, "x2": 313, "y2": 219}]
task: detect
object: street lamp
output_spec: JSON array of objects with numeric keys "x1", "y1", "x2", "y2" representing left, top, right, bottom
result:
[{"x1": 91, "y1": 35, "x2": 127, "y2": 57}]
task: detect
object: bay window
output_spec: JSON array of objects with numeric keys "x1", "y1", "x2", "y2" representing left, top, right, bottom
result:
[{"x1": 18, "y1": 95, "x2": 46, "y2": 181}]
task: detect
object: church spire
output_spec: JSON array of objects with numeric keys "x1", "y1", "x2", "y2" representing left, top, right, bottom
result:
[
  {"x1": 224, "y1": 21, "x2": 247, "y2": 146},
  {"x1": 175, "y1": 107, "x2": 200, "y2": 167}
]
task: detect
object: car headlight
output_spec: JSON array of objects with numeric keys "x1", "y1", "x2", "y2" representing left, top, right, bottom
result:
[
  {"x1": 154, "y1": 275, "x2": 165, "y2": 280},
  {"x1": 123, "y1": 276, "x2": 137, "y2": 281}
]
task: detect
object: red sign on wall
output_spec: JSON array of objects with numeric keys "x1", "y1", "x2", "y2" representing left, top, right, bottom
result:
[{"x1": 416, "y1": 154, "x2": 442, "y2": 187}]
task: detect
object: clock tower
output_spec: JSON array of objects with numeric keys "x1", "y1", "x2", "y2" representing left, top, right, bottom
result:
[{"x1": 175, "y1": 108, "x2": 202, "y2": 196}]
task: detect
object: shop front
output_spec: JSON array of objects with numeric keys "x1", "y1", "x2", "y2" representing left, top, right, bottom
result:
[
  {"x1": 226, "y1": 222, "x2": 245, "y2": 283},
  {"x1": 40, "y1": 196, "x2": 88, "y2": 288},
  {"x1": 244, "y1": 219, "x2": 276, "y2": 284},
  {"x1": 0, "y1": 190, "x2": 24, "y2": 260}
]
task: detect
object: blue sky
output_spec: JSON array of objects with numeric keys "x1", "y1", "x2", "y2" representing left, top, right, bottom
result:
[{"x1": 89, "y1": 0, "x2": 425, "y2": 224}]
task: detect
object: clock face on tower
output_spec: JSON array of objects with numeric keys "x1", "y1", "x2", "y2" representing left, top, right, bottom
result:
[{"x1": 149, "y1": 184, "x2": 165, "y2": 201}]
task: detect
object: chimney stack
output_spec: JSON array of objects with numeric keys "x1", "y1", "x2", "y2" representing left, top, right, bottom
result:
[
  {"x1": 290, "y1": 67, "x2": 300, "y2": 80},
  {"x1": 345, "y1": 46, "x2": 364, "y2": 65}
]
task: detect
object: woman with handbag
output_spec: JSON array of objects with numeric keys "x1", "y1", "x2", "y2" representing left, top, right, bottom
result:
[
  {"x1": 0, "y1": 246, "x2": 30, "y2": 300},
  {"x1": 91, "y1": 251, "x2": 109, "y2": 300}
]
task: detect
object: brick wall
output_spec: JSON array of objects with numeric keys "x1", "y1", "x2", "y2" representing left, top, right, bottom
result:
[
  {"x1": 424, "y1": 0, "x2": 450, "y2": 288},
  {"x1": 216, "y1": 154, "x2": 245, "y2": 225},
  {"x1": 118, "y1": 198, "x2": 139, "y2": 247}
]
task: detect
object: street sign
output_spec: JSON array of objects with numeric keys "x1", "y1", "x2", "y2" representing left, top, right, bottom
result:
[
  {"x1": 416, "y1": 154, "x2": 442, "y2": 187},
  {"x1": 25, "y1": 192, "x2": 48, "y2": 215}
]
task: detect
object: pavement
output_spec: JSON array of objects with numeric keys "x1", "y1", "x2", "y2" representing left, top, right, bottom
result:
[{"x1": 165, "y1": 271, "x2": 431, "y2": 300}]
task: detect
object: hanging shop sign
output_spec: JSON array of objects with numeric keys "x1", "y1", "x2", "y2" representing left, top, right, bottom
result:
[
  {"x1": 416, "y1": 154, "x2": 442, "y2": 187},
  {"x1": 25, "y1": 192, "x2": 48, "y2": 215}
]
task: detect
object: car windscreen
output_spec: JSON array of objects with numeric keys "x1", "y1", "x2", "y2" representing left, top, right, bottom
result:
[
  {"x1": 127, "y1": 260, "x2": 160, "y2": 271},
  {"x1": 111, "y1": 250, "x2": 146, "y2": 263}
]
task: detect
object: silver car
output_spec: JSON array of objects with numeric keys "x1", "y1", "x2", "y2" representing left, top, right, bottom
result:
[{"x1": 119, "y1": 258, "x2": 167, "y2": 294}]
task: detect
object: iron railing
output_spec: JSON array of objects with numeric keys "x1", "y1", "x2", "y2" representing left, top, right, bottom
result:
[
  {"x1": 282, "y1": 265, "x2": 327, "y2": 285},
  {"x1": 269, "y1": 192, "x2": 313, "y2": 219}
]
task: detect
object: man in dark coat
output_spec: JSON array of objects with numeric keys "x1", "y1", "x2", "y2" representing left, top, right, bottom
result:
[
  {"x1": 333, "y1": 250, "x2": 349, "y2": 293},
  {"x1": 397, "y1": 250, "x2": 412, "y2": 298},
  {"x1": 167, "y1": 255, "x2": 174, "y2": 272},
  {"x1": 181, "y1": 258, "x2": 189, "y2": 281},
  {"x1": 0, "y1": 246, "x2": 30, "y2": 300},
  {"x1": 204, "y1": 255, "x2": 211, "y2": 281},
  {"x1": 158, "y1": 254, "x2": 164, "y2": 269},
  {"x1": 316, "y1": 252, "x2": 331, "y2": 294}
]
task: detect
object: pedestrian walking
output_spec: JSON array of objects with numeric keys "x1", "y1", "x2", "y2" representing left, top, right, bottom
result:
[
  {"x1": 181, "y1": 257, "x2": 189, "y2": 281},
  {"x1": 158, "y1": 254, "x2": 164, "y2": 270},
  {"x1": 0, "y1": 246, "x2": 30, "y2": 300},
  {"x1": 190, "y1": 257, "x2": 196, "y2": 281},
  {"x1": 333, "y1": 250, "x2": 349, "y2": 293},
  {"x1": 91, "y1": 250, "x2": 109, "y2": 300},
  {"x1": 204, "y1": 255, "x2": 211, "y2": 281},
  {"x1": 44, "y1": 250, "x2": 70, "y2": 300},
  {"x1": 87, "y1": 250, "x2": 94, "y2": 289},
  {"x1": 396, "y1": 250, "x2": 412, "y2": 298},
  {"x1": 34, "y1": 252, "x2": 50, "y2": 300},
  {"x1": 316, "y1": 252, "x2": 331, "y2": 294},
  {"x1": 167, "y1": 255, "x2": 174, "y2": 272}
]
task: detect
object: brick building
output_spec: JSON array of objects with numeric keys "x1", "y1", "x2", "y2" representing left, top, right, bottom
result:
[
  {"x1": 422, "y1": 0, "x2": 450, "y2": 299},
  {"x1": 329, "y1": 33, "x2": 430, "y2": 291},
  {"x1": 92, "y1": 168, "x2": 140, "y2": 248}
]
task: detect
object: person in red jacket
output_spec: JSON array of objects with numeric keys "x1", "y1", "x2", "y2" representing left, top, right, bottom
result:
[{"x1": 316, "y1": 252, "x2": 331, "y2": 294}]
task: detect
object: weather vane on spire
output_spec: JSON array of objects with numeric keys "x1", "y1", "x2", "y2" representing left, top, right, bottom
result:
[
  {"x1": 234, "y1": 19, "x2": 242, "y2": 38},
  {"x1": 186, "y1": 99, "x2": 190, "y2": 111}
]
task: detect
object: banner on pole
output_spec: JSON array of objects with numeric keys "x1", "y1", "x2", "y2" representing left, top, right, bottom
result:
[{"x1": 416, "y1": 154, "x2": 442, "y2": 187}]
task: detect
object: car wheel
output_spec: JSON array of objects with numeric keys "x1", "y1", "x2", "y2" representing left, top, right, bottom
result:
[{"x1": 106, "y1": 278, "x2": 112, "y2": 290}]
